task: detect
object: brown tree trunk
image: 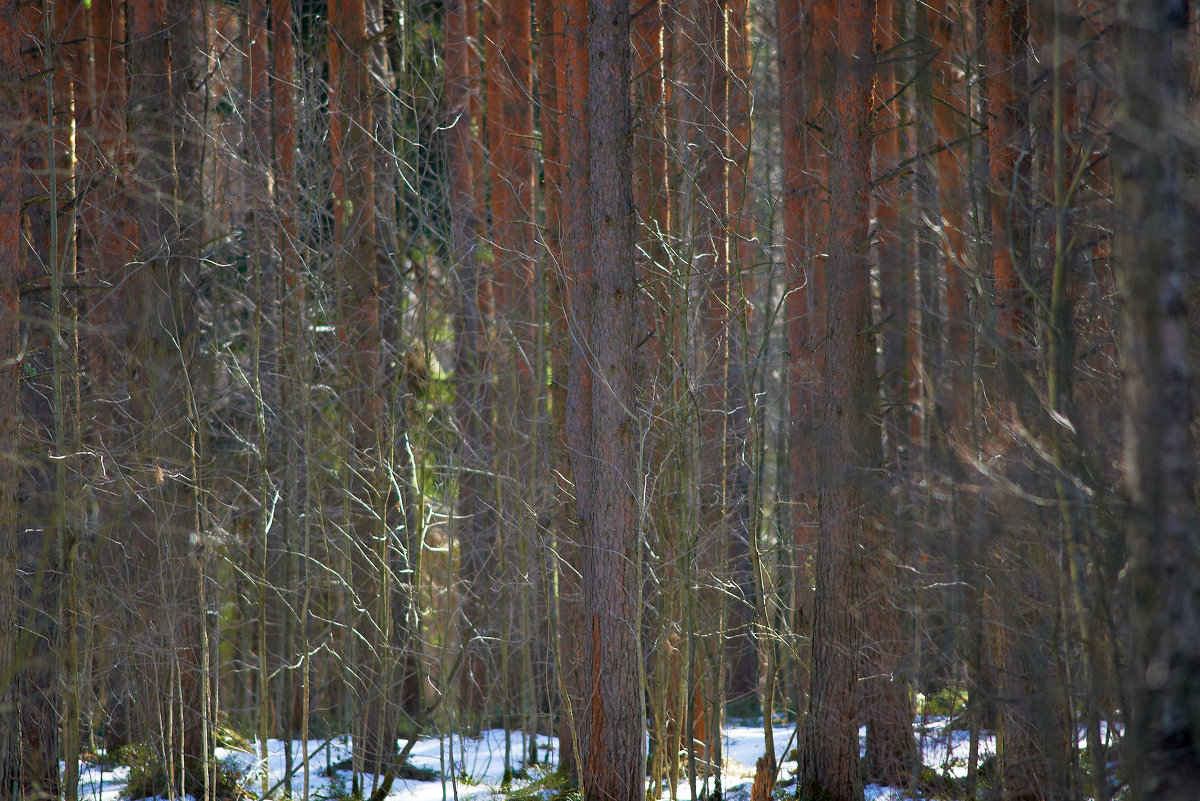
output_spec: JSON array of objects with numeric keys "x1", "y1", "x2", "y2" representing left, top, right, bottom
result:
[
  {"x1": 482, "y1": 0, "x2": 536, "y2": 730},
  {"x1": 83, "y1": 0, "x2": 139, "y2": 755},
  {"x1": 723, "y1": 0, "x2": 757, "y2": 708},
  {"x1": 0, "y1": 6, "x2": 55, "y2": 798},
  {"x1": 566, "y1": 2, "x2": 645, "y2": 800},
  {"x1": 779, "y1": 0, "x2": 830, "y2": 737},
  {"x1": 861, "y1": 0, "x2": 917, "y2": 785},
  {"x1": 446, "y1": 0, "x2": 497, "y2": 725},
  {"x1": 557, "y1": 0, "x2": 591, "y2": 778},
  {"x1": 679, "y1": 0, "x2": 727, "y2": 770},
  {"x1": 328, "y1": 0, "x2": 392, "y2": 772},
  {"x1": 799, "y1": 1, "x2": 875, "y2": 799},
  {"x1": 986, "y1": 0, "x2": 1029, "y2": 347}
]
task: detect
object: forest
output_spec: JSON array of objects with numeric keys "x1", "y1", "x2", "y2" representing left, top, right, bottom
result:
[{"x1": 1, "y1": 0, "x2": 1197, "y2": 798}]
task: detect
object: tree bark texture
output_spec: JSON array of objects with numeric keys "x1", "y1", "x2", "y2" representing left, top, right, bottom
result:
[
  {"x1": 559, "y1": 0, "x2": 592, "y2": 777},
  {"x1": 567, "y1": 2, "x2": 646, "y2": 800},
  {"x1": 800, "y1": 1, "x2": 875, "y2": 799},
  {"x1": 986, "y1": 0, "x2": 1030, "y2": 347}
]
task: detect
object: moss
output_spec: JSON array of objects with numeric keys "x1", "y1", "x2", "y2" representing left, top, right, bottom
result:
[{"x1": 119, "y1": 743, "x2": 249, "y2": 801}]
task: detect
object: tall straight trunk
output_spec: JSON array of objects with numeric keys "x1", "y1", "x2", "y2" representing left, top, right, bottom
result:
[
  {"x1": 777, "y1": 0, "x2": 821, "y2": 731},
  {"x1": 799, "y1": 1, "x2": 875, "y2": 800},
  {"x1": 723, "y1": 0, "x2": 757, "y2": 707},
  {"x1": 875, "y1": 0, "x2": 910, "y2": 461},
  {"x1": 557, "y1": 0, "x2": 590, "y2": 777},
  {"x1": 446, "y1": 0, "x2": 497, "y2": 724},
  {"x1": 124, "y1": 0, "x2": 208, "y2": 785},
  {"x1": 540, "y1": 0, "x2": 587, "y2": 777},
  {"x1": 82, "y1": 0, "x2": 138, "y2": 754},
  {"x1": 861, "y1": 0, "x2": 917, "y2": 785},
  {"x1": 680, "y1": 0, "x2": 727, "y2": 768},
  {"x1": 270, "y1": 0, "x2": 303, "y2": 762},
  {"x1": 931, "y1": 0, "x2": 970, "y2": 408},
  {"x1": 986, "y1": 0, "x2": 1029, "y2": 346},
  {"x1": 482, "y1": 0, "x2": 535, "y2": 728},
  {"x1": 328, "y1": 0, "x2": 391, "y2": 772},
  {"x1": 1113, "y1": 1, "x2": 1200, "y2": 798},
  {"x1": 571, "y1": 3, "x2": 645, "y2": 801},
  {"x1": 0, "y1": 6, "x2": 45, "y2": 797},
  {"x1": 246, "y1": 0, "x2": 277, "y2": 781},
  {"x1": 982, "y1": 4, "x2": 1070, "y2": 798}
]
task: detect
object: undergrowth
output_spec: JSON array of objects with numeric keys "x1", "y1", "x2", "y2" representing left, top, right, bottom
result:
[{"x1": 117, "y1": 742, "x2": 249, "y2": 800}]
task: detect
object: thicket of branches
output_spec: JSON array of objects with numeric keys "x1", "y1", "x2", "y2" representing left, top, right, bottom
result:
[{"x1": 1, "y1": 0, "x2": 1197, "y2": 800}]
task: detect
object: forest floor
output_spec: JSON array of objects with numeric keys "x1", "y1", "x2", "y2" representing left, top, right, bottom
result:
[{"x1": 74, "y1": 717, "x2": 997, "y2": 801}]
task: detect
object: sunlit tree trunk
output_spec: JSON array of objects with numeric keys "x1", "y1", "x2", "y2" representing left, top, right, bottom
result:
[
  {"x1": 564, "y1": 2, "x2": 645, "y2": 799},
  {"x1": 481, "y1": 0, "x2": 536, "y2": 726}
]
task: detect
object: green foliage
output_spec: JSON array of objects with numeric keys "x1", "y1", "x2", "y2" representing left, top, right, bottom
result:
[
  {"x1": 493, "y1": 764, "x2": 578, "y2": 801},
  {"x1": 118, "y1": 742, "x2": 250, "y2": 801},
  {"x1": 725, "y1": 694, "x2": 761, "y2": 722},
  {"x1": 916, "y1": 687, "x2": 969, "y2": 719},
  {"x1": 313, "y1": 770, "x2": 359, "y2": 801}
]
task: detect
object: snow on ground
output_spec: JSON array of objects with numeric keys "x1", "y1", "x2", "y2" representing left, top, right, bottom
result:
[{"x1": 76, "y1": 719, "x2": 997, "y2": 801}]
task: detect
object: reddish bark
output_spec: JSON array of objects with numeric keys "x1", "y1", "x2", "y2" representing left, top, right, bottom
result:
[
  {"x1": 799, "y1": 1, "x2": 876, "y2": 800},
  {"x1": 723, "y1": 0, "x2": 757, "y2": 706},
  {"x1": 861, "y1": 0, "x2": 917, "y2": 786},
  {"x1": 931, "y1": 0, "x2": 970, "y2": 423},
  {"x1": 0, "y1": 2, "x2": 36, "y2": 791},
  {"x1": 329, "y1": 0, "x2": 393, "y2": 769},
  {"x1": 985, "y1": 0, "x2": 1029, "y2": 346},
  {"x1": 575, "y1": 3, "x2": 644, "y2": 800},
  {"x1": 447, "y1": 0, "x2": 496, "y2": 723},
  {"x1": 558, "y1": 0, "x2": 591, "y2": 775},
  {"x1": 779, "y1": 0, "x2": 830, "y2": 738}
]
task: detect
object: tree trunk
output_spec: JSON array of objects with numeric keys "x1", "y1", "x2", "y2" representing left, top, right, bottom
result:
[
  {"x1": 123, "y1": 0, "x2": 208, "y2": 785},
  {"x1": 566, "y1": 2, "x2": 646, "y2": 800},
  {"x1": 446, "y1": 0, "x2": 497, "y2": 726},
  {"x1": 723, "y1": 0, "x2": 758, "y2": 708},
  {"x1": 1113, "y1": 0, "x2": 1200, "y2": 797},
  {"x1": 861, "y1": 0, "x2": 917, "y2": 784},
  {"x1": 328, "y1": 0, "x2": 392, "y2": 772},
  {"x1": 799, "y1": 1, "x2": 875, "y2": 799}
]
